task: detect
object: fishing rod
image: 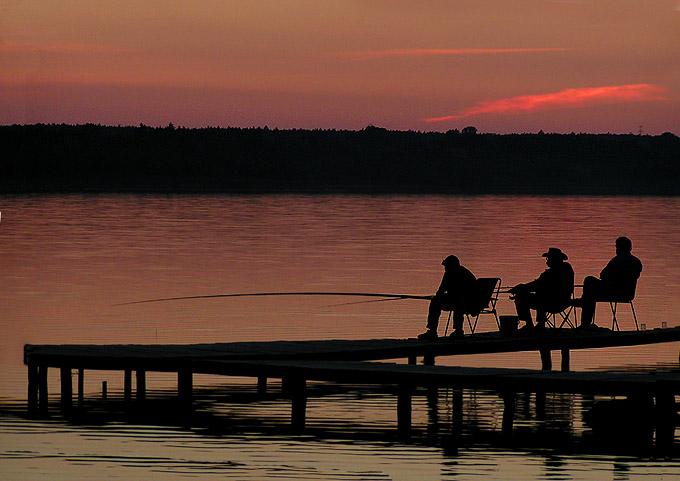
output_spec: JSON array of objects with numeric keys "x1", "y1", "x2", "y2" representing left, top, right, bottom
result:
[
  {"x1": 321, "y1": 297, "x2": 408, "y2": 308},
  {"x1": 113, "y1": 291, "x2": 434, "y2": 307}
]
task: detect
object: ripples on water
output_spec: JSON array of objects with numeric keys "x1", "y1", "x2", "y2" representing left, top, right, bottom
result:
[
  {"x1": 3, "y1": 383, "x2": 680, "y2": 480},
  {"x1": 2, "y1": 194, "x2": 680, "y2": 479}
]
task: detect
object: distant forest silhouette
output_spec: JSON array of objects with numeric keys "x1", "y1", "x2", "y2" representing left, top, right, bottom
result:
[{"x1": 2, "y1": 124, "x2": 679, "y2": 195}]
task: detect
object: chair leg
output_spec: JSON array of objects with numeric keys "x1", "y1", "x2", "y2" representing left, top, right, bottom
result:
[
  {"x1": 465, "y1": 314, "x2": 475, "y2": 334},
  {"x1": 610, "y1": 302, "x2": 619, "y2": 331},
  {"x1": 546, "y1": 314, "x2": 555, "y2": 329},
  {"x1": 445, "y1": 311, "x2": 452, "y2": 336},
  {"x1": 559, "y1": 307, "x2": 575, "y2": 328},
  {"x1": 630, "y1": 301, "x2": 639, "y2": 331}
]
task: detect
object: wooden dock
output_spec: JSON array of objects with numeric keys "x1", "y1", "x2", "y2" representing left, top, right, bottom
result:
[{"x1": 23, "y1": 326, "x2": 680, "y2": 432}]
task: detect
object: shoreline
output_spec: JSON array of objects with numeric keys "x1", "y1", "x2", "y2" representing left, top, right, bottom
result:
[{"x1": 3, "y1": 124, "x2": 680, "y2": 196}]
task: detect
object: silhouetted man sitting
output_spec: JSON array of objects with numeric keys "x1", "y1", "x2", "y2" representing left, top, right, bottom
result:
[
  {"x1": 510, "y1": 248, "x2": 574, "y2": 330},
  {"x1": 418, "y1": 255, "x2": 476, "y2": 340},
  {"x1": 575, "y1": 236, "x2": 642, "y2": 327}
]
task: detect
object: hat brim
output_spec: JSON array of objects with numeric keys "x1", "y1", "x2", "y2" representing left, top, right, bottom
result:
[{"x1": 542, "y1": 252, "x2": 568, "y2": 260}]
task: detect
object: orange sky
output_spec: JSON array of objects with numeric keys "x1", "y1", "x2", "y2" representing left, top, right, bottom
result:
[{"x1": 1, "y1": 1, "x2": 679, "y2": 134}]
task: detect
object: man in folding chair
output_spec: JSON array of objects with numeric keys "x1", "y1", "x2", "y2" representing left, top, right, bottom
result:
[
  {"x1": 418, "y1": 255, "x2": 476, "y2": 340},
  {"x1": 575, "y1": 236, "x2": 643, "y2": 328},
  {"x1": 509, "y1": 248, "x2": 574, "y2": 331}
]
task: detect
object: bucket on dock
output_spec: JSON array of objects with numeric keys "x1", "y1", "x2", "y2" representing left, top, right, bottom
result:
[{"x1": 499, "y1": 315, "x2": 518, "y2": 334}]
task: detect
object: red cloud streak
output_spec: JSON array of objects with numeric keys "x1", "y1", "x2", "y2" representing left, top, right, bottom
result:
[
  {"x1": 341, "y1": 48, "x2": 573, "y2": 60},
  {"x1": 0, "y1": 40, "x2": 130, "y2": 54},
  {"x1": 424, "y1": 84, "x2": 667, "y2": 122}
]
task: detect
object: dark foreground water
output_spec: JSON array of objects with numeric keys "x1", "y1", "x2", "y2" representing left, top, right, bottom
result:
[{"x1": 2, "y1": 194, "x2": 680, "y2": 480}]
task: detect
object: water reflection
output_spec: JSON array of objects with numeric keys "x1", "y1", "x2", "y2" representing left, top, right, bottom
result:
[
  {"x1": 2, "y1": 379, "x2": 679, "y2": 479},
  {"x1": 2, "y1": 194, "x2": 680, "y2": 479}
]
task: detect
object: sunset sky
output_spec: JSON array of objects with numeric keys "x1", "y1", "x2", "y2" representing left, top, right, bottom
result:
[{"x1": 2, "y1": 1, "x2": 679, "y2": 134}]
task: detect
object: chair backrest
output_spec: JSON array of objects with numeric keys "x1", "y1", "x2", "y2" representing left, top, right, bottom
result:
[
  {"x1": 468, "y1": 277, "x2": 501, "y2": 314},
  {"x1": 617, "y1": 277, "x2": 638, "y2": 302},
  {"x1": 601, "y1": 277, "x2": 638, "y2": 303}
]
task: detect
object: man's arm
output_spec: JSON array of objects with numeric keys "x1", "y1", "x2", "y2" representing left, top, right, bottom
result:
[
  {"x1": 435, "y1": 273, "x2": 449, "y2": 295},
  {"x1": 600, "y1": 257, "x2": 616, "y2": 280}
]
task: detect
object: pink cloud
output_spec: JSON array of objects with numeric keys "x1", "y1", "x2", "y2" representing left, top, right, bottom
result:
[
  {"x1": 0, "y1": 41, "x2": 131, "y2": 55},
  {"x1": 423, "y1": 84, "x2": 668, "y2": 122},
  {"x1": 340, "y1": 48, "x2": 574, "y2": 60}
]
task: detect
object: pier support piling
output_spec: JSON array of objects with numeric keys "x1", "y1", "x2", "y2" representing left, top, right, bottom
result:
[
  {"x1": 427, "y1": 387, "x2": 440, "y2": 438},
  {"x1": 282, "y1": 377, "x2": 292, "y2": 396},
  {"x1": 27, "y1": 364, "x2": 39, "y2": 415},
  {"x1": 450, "y1": 389, "x2": 463, "y2": 441},
  {"x1": 178, "y1": 371, "x2": 193, "y2": 411},
  {"x1": 77, "y1": 369, "x2": 84, "y2": 408},
  {"x1": 502, "y1": 391, "x2": 516, "y2": 436},
  {"x1": 540, "y1": 350, "x2": 552, "y2": 371},
  {"x1": 124, "y1": 370, "x2": 132, "y2": 403},
  {"x1": 561, "y1": 350, "x2": 570, "y2": 372},
  {"x1": 397, "y1": 384, "x2": 413, "y2": 437},
  {"x1": 38, "y1": 365, "x2": 48, "y2": 416},
  {"x1": 536, "y1": 392, "x2": 546, "y2": 420},
  {"x1": 136, "y1": 370, "x2": 146, "y2": 402},
  {"x1": 257, "y1": 376, "x2": 267, "y2": 396},
  {"x1": 655, "y1": 390, "x2": 676, "y2": 420},
  {"x1": 290, "y1": 377, "x2": 307, "y2": 430},
  {"x1": 60, "y1": 367, "x2": 72, "y2": 414}
]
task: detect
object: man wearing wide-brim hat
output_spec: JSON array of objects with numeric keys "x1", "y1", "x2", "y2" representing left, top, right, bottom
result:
[{"x1": 509, "y1": 247, "x2": 574, "y2": 330}]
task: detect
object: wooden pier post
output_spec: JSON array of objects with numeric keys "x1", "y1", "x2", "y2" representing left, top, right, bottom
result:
[
  {"x1": 397, "y1": 384, "x2": 413, "y2": 437},
  {"x1": 655, "y1": 389, "x2": 676, "y2": 452},
  {"x1": 450, "y1": 389, "x2": 463, "y2": 440},
  {"x1": 60, "y1": 367, "x2": 72, "y2": 414},
  {"x1": 536, "y1": 392, "x2": 546, "y2": 420},
  {"x1": 655, "y1": 389, "x2": 676, "y2": 420},
  {"x1": 38, "y1": 365, "x2": 48, "y2": 416},
  {"x1": 502, "y1": 391, "x2": 516, "y2": 436},
  {"x1": 136, "y1": 370, "x2": 146, "y2": 402},
  {"x1": 408, "y1": 356, "x2": 416, "y2": 365},
  {"x1": 282, "y1": 377, "x2": 292, "y2": 396},
  {"x1": 178, "y1": 371, "x2": 193, "y2": 411},
  {"x1": 561, "y1": 350, "x2": 570, "y2": 372},
  {"x1": 426, "y1": 386, "x2": 440, "y2": 439},
  {"x1": 423, "y1": 355, "x2": 435, "y2": 366},
  {"x1": 77, "y1": 369, "x2": 84, "y2": 408},
  {"x1": 290, "y1": 377, "x2": 307, "y2": 430},
  {"x1": 540, "y1": 350, "x2": 552, "y2": 371},
  {"x1": 27, "y1": 363, "x2": 39, "y2": 415},
  {"x1": 257, "y1": 376, "x2": 267, "y2": 396},
  {"x1": 124, "y1": 370, "x2": 132, "y2": 403}
]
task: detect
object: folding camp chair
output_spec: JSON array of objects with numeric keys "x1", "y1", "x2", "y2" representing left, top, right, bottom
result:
[
  {"x1": 445, "y1": 277, "x2": 501, "y2": 334},
  {"x1": 608, "y1": 299, "x2": 639, "y2": 331},
  {"x1": 546, "y1": 301, "x2": 576, "y2": 328},
  {"x1": 594, "y1": 280, "x2": 640, "y2": 331},
  {"x1": 545, "y1": 290, "x2": 578, "y2": 328}
]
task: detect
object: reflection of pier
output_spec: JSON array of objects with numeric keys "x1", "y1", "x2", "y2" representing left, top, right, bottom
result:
[{"x1": 24, "y1": 327, "x2": 680, "y2": 437}]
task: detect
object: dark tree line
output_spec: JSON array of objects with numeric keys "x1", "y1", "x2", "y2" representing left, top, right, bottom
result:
[{"x1": 2, "y1": 123, "x2": 679, "y2": 195}]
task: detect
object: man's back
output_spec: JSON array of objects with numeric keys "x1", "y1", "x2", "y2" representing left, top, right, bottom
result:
[
  {"x1": 600, "y1": 252, "x2": 642, "y2": 299},
  {"x1": 439, "y1": 265, "x2": 476, "y2": 295}
]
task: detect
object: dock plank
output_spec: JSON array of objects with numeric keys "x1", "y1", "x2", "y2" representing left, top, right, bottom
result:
[
  {"x1": 193, "y1": 359, "x2": 680, "y2": 396},
  {"x1": 24, "y1": 326, "x2": 680, "y2": 371}
]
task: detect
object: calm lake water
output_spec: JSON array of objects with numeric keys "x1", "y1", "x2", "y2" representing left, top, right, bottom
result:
[{"x1": 2, "y1": 194, "x2": 680, "y2": 480}]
